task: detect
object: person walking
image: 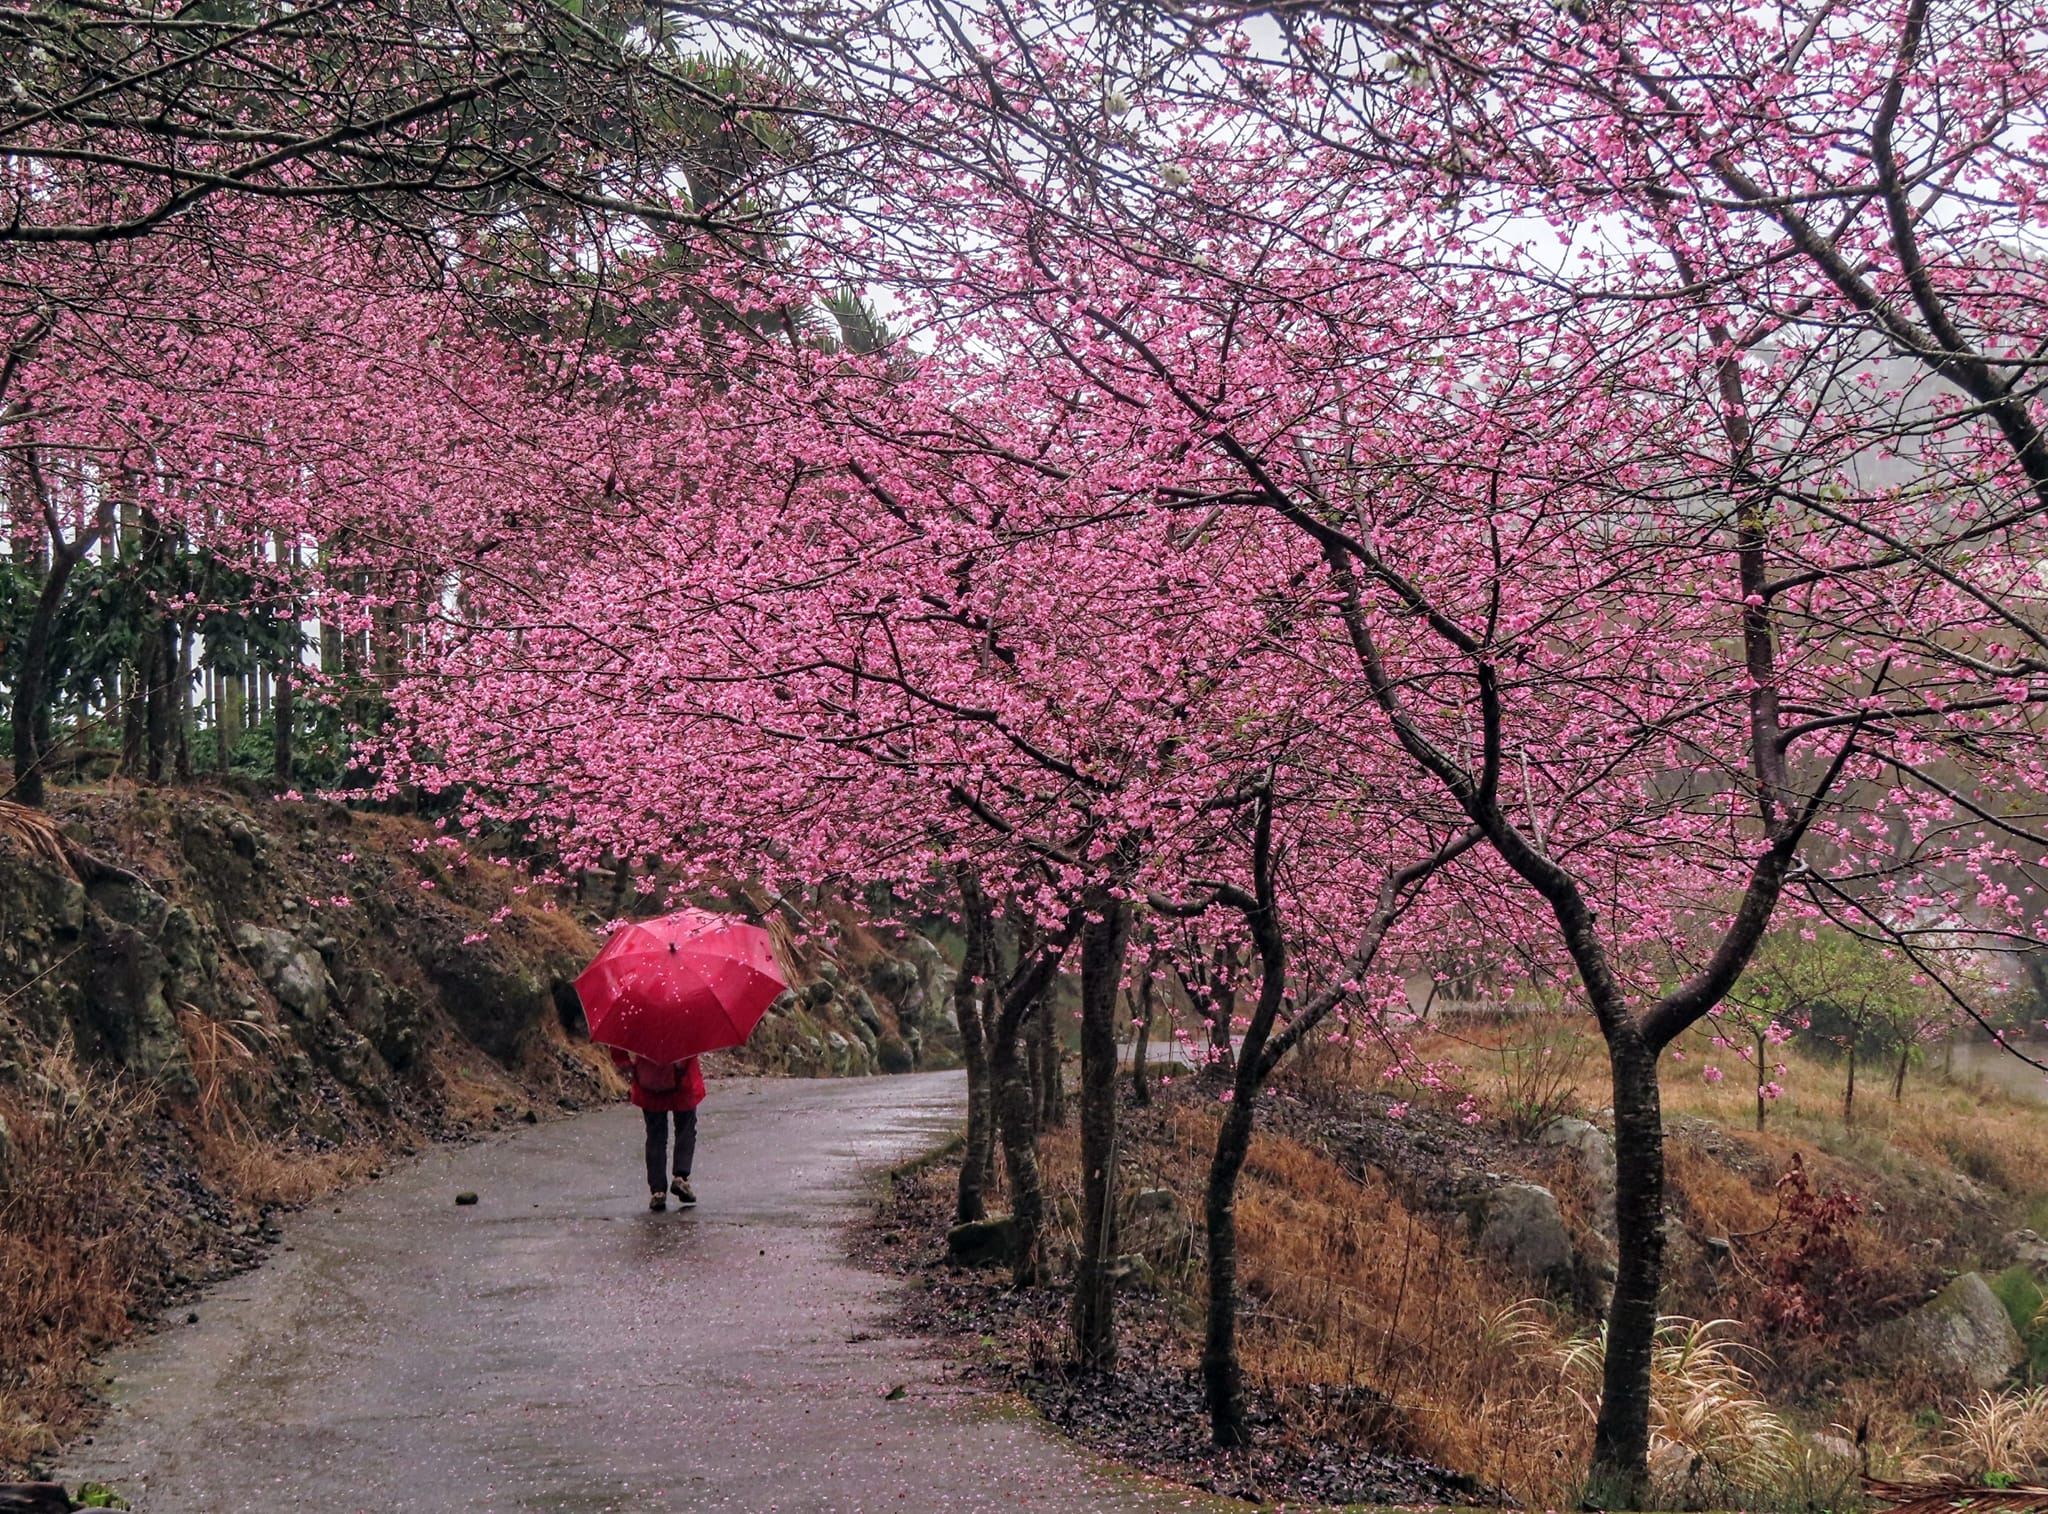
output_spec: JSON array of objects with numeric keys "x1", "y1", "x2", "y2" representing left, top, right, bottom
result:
[{"x1": 611, "y1": 1048, "x2": 705, "y2": 1211}]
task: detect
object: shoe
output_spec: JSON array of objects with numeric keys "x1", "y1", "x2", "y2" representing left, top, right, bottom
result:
[
  {"x1": 648, "y1": 1191, "x2": 667, "y2": 1212},
  {"x1": 670, "y1": 1178, "x2": 697, "y2": 1208}
]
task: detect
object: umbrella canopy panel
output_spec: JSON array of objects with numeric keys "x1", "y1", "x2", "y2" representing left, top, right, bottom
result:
[{"x1": 575, "y1": 909, "x2": 786, "y2": 1063}]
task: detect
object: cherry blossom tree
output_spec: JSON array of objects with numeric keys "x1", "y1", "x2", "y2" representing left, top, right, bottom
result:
[
  {"x1": 22, "y1": 1, "x2": 2048, "y2": 1503},
  {"x1": 634, "y1": 5, "x2": 2048, "y2": 1498}
]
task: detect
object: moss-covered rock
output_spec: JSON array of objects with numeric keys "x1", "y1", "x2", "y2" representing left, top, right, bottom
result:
[
  {"x1": 1866, "y1": 1271, "x2": 2023, "y2": 1390},
  {"x1": 411, "y1": 907, "x2": 550, "y2": 1063},
  {"x1": 946, "y1": 1214, "x2": 1018, "y2": 1268},
  {"x1": 232, "y1": 923, "x2": 332, "y2": 1022},
  {"x1": 1466, "y1": 1182, "x2": 1574, "y2": 1295}
]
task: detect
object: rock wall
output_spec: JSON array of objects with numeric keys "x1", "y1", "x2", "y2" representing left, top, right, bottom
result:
[
  {"x1": 738, "y1": 914, "x2": 960, "y2": 1078},
  {"x1": 0, "y1": 791, "x2": 605, "y2": 1136}
]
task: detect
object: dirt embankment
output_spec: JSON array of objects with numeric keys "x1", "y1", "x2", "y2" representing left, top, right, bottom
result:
[{"x1": 0, "y1": 783, "x2": 955, "y2": 1478}]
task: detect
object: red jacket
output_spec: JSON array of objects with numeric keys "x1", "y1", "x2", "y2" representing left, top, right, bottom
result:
[{"x1": 609, "y1": 1049, "x2": 706, "y2": 1113}]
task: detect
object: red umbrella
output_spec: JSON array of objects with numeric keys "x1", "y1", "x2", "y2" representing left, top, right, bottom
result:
[{"x1": 574, "y1": 908, "x2": 787, "y2": 1062}]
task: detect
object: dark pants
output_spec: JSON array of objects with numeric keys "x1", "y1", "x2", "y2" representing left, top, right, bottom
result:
[{"x1": 643, "y1": 1107, "x2": 697, "y2": 1192}]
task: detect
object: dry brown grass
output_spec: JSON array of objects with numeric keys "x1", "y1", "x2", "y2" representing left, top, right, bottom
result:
[
  {"x1": 1041, "y1": 1015, "x2": 2048, "y2": 1506},
  {"x1": 1046, "y1": 1106, "x2": 1593, "y2": 1503},
  {"x1": 1225, "y1": 1123, "x2": 1593, "y2": 1501},
  {"x1": 187, "y1": 1128, "x2": 381, "y2": 1208},
  {"x1": 1041, "y1": 1101, "x2": 1876, "y2": 1505},
  {"x1": 0, "y1": 1047, "x2": 155, "y2": 1468},
  {"x1": 176, "y1": 1004, "x2": 287, "y2": 1136},
  {"x1": 1426, "y1": 1013, "x2": 2048, "y2": 1220},
  {"x1": 1913, "y1": 1387, "x2": 2048, "y2": 1483},
  {"x1": 1421, "y1": 1013, "x2": 2048, "y2": 1320},
  {"x1": 1251, "y1": 1014, "x2": 2048, "y2": 1492}
]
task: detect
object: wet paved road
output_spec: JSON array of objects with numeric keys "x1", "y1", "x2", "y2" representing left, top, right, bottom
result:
[{"x1": 63, "y1": 1073, "x2": 1200, "y2": 1514}]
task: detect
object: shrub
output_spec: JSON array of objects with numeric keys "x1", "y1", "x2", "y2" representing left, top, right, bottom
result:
[
  {"x1": 1990, "y1": 1267, "x2": 2048, "y2": 1385},
  {"x1": 1915, "y1": 1387, "x2": 2048, "y2": 1484},
  {"x1": 1756, "y1": 1155, "x2": 1868, "y2": 1341},
  {"x1": 1559, "y1": 1317, "x2": 1799, "y2": 1510},
  {"x1": 1491, "y1": 1018, "x2": 1592, "y2": 1136}
]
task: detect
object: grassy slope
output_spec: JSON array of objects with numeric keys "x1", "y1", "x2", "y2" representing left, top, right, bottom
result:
[{"x1": 956, "y1": 1016, "x2": 2048, "y2": 1509}]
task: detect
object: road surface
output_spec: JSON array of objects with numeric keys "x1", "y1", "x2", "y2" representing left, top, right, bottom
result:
[{"x1": 62, "y1": 1073, "x2": 1210, "y2": 1514}]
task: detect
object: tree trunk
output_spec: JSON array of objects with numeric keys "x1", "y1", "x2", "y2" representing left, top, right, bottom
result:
[
  {"x1": 1203, "y1": 823, "x2": 1289, "y2": 1450},
  {"x1": 145, "y1": 615, "x2": 176, "y2": 782},
  {"x1": 220, "y1": 656, "x2": 244, "y2": 773},
  {"x1": 1072, "y1": 895, "x2": 1133, "y2": 1370},
  {"x1": 9, "y1": 550, "x2": 76, "y2": 807},
  {"x1": 1203, "y1": 1079, "x2": 1258, "y2": 1447},
  {"x1": 1843, "y1": 1045, "x2": 1857, "y2": 1130},
  {"x1": 273, "y1": 659, "x2": 294, "y2": 785},
  {"x1": 120, "y1": 656, "x2": 145, "y2": 777},
  {"x1": 1033, "y1": 978, "x2": 1064, "y2": 1129},
  {"x1": 174, "y1": 617, "x2": 194, "y2": 782},
  {"x1": 1130, "y1": 972, "x2": 1155, "y2": 1106},
  {"x1": 992, "y1": 994, "x2": 1047, "y2": 1286},
  {"x1": 1587, "y1": 1031, "x2": 1666, "y2": 1508},
  {"x1": 1894, "y1": 1043, "x2": 1910, "y2": 1100},
  {"x1": 954, "y1": 872, "x2": 996, "y2": 1226},
  {"x1": 987, "y1": 929, "x2": 1076, "y2": 1287},
  {"x1": 321, "y1": 607, "x2": 343, "y2": 676}
]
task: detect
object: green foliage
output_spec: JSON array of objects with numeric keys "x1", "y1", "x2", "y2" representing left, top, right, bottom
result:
[
  {"x1": 1740, "y1": 928, "x2": 1956, "y2": 1123},
  {"x1": 0, "y1": 553, "x2": 149, "y2": 710},
  {"x1": 1492, "y1": 1018, "x2": 1592, "y2": 1136},
  {"x1": 0, "y1": 541, "x2": 305, "y2": 716},
  {"x1": 1747, "y1": 928, "x2": 1939, "y2": 1056},
  {"x1": 201, "y1": 709, "x2": 352, "y2": 791},
  {"x1": 1990, "y1": 1266, "x2": 2048, "y2": 1384}
]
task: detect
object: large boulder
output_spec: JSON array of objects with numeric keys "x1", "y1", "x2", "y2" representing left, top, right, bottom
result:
[
  {"x1": 876, "y1": 1034, "x2": 914, "y2": 1075},
  {"x1": 2000, "y1": 1228, "x2": 2048, "y2": 1274},
  {"x1": 1469, "y1": 1182, "x2": 1575, "y2": 1291},
  {"x1": 232, "y1": 923, "x2": 332, "y2": 1022},
  {"x1": 413, "y1": 912, "x2": 550, "y2": 1063},
  {"x1": 821, "y1": 1029, "x2": 873, "y2": 1076},
  {"x1": 1866, "y1": 1272, "x2": 2024, "y2": 1390},
  {"x1": 1124, "y1": 1186, "x2": 1196, "y2": 1269},
  {"x1": 71, "y1": 879, "x2": 196, "y2": 1088},
  {"x1": 335, "y1": 965, "x2": 426, "y2": 1071},
  {"x1": 843, "y1": 986, "x2": 885, "y2": 1038},
  {"x1": 866, "y1": 954, "x2": 921, "y2": 1020},
  {"x1": 0, "y1": 833, "x2": 89, "y2": 1041},
  {"x1": 81, "y1": 910, "x2": 192, "y2": 1085},
  {"x1": 1542, "y1": 1116, "x2": 1617, "y2": 1223},
  {"x1": 1541, "y1": 1115, "x2": 1615, "y2": 1176},
  {"x1": 171, "y1": 802, "x2": 268, "y2": 917},
  {"x1": 947, "y1": 1215, "x2": 1018, "y2": 1267},
  {"x1": 0, "y1": 833, "x2": 86, "y2": 941}
]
